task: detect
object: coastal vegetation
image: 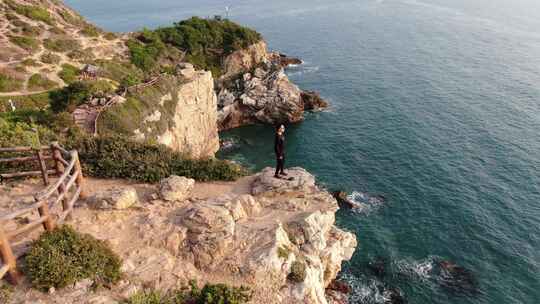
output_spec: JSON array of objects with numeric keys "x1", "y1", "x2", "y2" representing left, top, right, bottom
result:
[
  {"x1": 71, "y1": 135, "x2": 246, "y2": 182},
  {"x1": 125, "y1": 282, "x2": 252, "y2": 304},
  {"x1": 127, "y1": 17, "x2": 262, "y2": 77},
  {"x1": 24, "y1": 226, "x2": 122, "y2": 291},
  {"x1": 288, "y1": 261, "x2": 307, "y2": 283}
]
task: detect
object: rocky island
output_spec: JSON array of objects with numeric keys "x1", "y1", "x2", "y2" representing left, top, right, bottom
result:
[{"x1": 0, "y1": 1, "x2": 355, "y2": 304}]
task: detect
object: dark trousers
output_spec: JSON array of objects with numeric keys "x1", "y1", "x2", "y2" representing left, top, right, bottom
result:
[{"x1": 275, "y1": 156, "x2": 285, "y2": 176}]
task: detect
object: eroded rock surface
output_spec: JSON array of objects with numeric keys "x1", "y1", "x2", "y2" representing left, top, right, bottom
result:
[
  {"x1": 159, "y1": 175, "x2": 195, "y2": 202},
  {"x1": 87, "y1": 187, "x2": 139, "y2": 210}
]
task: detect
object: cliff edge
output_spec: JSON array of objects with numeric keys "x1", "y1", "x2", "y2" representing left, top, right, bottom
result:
[{"x1": 7, "y1": 168, "x2": 357, "y2": 304}]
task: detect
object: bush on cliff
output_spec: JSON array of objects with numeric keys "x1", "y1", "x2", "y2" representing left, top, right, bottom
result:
[
  {"x1": 24, "y1": 226, "x2": 122, "y2": 291},
  {"x1": 288, "y1": 261, "x2": 307, "y2": 283},
  {"x1": 156, "y1": 17, "x2": 262, "y2": 77},
  {"x1": 125, "y1": 281, "x2": 252, "y2": 304},
  {"x1": 69, "y1": 135, "x2": 246, "y2": 182}
]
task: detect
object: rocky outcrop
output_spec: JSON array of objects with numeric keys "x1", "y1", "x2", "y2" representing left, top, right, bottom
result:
[
  {"x1": 217, "y1": 45, "x2": 329, "y2": 130},
  {"x1": 87, "y1": 187, "x2": 139, "y2": 210},
  {"x1": 159, "y1": 175, "x2": 195, "y2": 202},
  {"x1": 13, "y1": 168, "x2": 357, "y2": 304}
]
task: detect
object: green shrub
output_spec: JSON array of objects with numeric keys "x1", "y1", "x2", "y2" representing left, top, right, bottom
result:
[
  {"x1": 58, "y1": 63, "x2": 80, "y2": 84},
  {"x1": 20, "y1": 24, "x2": 42, "y2": 37},
  {"x1": 93, "y1": 59, "x2": 144, "y2": 83},
  {"x1": 22, "y1": 58, "x2": 40, "y2": 67},
  {"x1": 69, "y1": 135, "x2": 246, "y2": 182},
  {"x1": 44, "y1": 38, "x2": 81, "y2": 53},
  {"x1": 125, "y1": 281, "x2": 252, "y2": 304},
  {"x1": 24, "y1": 225, "x2": 122, "y2": 291},
  {"x1": 28, "y1": 74, "x2": 58, "y2": 91},
  {"x1": 41, "y1": 52, "x2": 62, "y2": 64},
  {"x1": 0, "y1": 73, "x2": 23, "y2": 92},
  {"x1": 9, "y1": 35, "x2": 39, "y2": 52},
  {"x1": 0, "y1": 116, "x2": 56, "y2": 148},
  {"x1": 5, "y1": 0, "x2": 54, "y2": 25},
  {"x1": 288, "y1": 261, "x2": 307, "y2": 283},
  {"x1": 127, "y1": 29, "x2": 165, "y2": 72},
  {"x1": 120, "y1": 74, "x2": 142, "y2": 88}
]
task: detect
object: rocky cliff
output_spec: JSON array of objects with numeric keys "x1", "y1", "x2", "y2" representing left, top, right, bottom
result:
[
  {"x1": 217, "y1": 43, "x2": 328, "y2": 130},
  {"x1": 9, "y1": 168, "x2": 357, "y2": 304},
  {"x1": 97, "y1": 64, "x2": 220, "y2": 159}
]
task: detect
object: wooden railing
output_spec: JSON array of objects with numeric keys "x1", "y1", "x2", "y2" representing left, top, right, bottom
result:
[{"x1": 0, "y1": 142, "x2": 85, "y2": 284}]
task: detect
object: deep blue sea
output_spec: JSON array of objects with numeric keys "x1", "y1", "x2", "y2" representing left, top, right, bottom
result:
[{"x1": 66, "y1": 0, "x2": 540, "y2": 303}]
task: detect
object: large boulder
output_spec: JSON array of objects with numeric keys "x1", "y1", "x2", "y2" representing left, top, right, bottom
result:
[
  {"x1": 251, "y1": 167, "x2": 317, "y2": 195},
  {"x1": 159, "y1": 176, "x2": 195, "y2": 202},
  {"x1": 87, "y1": 187, "x2": 139, "y2": 210}
]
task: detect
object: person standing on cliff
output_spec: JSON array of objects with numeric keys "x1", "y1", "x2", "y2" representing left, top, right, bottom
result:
[{"x1": 274, "y1": 124, "x2": 287, "y2": 178}]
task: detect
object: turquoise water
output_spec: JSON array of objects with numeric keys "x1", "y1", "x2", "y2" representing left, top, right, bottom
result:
[{"x1": 67, "y1": 0, "x2": 540, "y2": 303}]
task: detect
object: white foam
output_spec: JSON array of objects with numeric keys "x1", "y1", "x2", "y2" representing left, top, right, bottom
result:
[
  {"x1": 394, "y1": 256, "x2": 437, "y2": 281},
  {"x1": 347, "y1": 191, "x2": 385, "y2": 215}
]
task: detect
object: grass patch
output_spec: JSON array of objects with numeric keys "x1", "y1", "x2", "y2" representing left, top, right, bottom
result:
[
  {"x1": 44, "y1": 38, "x2": 81, "y2": 53},
  {"x1": 69, "y1": 135, "x2": 247, "y2": 182},
  {"x1": 9, "y1": 35, "x2": 39, "y2": 52},
  {"x1": 58, "y1": 63, "x2": 80, "y2": 84},
  {"x1": 5, "y1": 0, "x2": 54, "y2": 25},
  {"x1": 125, "y1": 281, "x2": 252, "y2": 304},
  {"x1": 0, "y1": 73, "x2": 24, "y2": 92},
  {"x1": 41, "y1": 52, "x2": 62, "y2": 64},
  {"x1": 24, "y1": 225, "x2": 122, "y2": 291},
  {"x1": 27, "y1": 74, "x2": 58, "y2": 91}
]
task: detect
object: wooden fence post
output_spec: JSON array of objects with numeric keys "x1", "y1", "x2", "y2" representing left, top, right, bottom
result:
[
  {"x1": 73, "y1": 151, "x2": 87, "y2": 199},
  {"x1": 51, "y1": 142, "x2": 70, "y2": 215},
  {"x1": 36, "y1": 196, "x2": 55, "y2": 232},
  {"x1": 36, "y1": 147, "x2": 49, "y2": 186},
  {"x1": 0, "y1": 226, "x2": 21, "y2": 285}
]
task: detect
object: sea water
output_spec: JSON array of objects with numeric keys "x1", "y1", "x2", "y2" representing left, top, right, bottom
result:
[{"x1": 66, "y1": 0, "x2": 540, "y2": 303}]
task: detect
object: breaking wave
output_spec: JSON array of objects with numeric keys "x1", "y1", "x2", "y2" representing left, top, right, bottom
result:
[{"x1": 347, "y1": 191, "x2": 386, "y2": 215}]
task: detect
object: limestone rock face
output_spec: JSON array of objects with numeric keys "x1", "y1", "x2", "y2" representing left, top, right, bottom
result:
[
  {"x1": 159, "y1": 175, "x2": 195, "y2": 202},
  {"x1": 88, "y1": 187, "x2": 139, "y2": 210},
  {"x1": 155, "y1": 72, "x2": 220, "y2": 158}
]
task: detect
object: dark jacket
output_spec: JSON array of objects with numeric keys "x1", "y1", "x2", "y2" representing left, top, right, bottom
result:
[{"x1": 274, "y1": 133, "x2": 285, "y2": 157}]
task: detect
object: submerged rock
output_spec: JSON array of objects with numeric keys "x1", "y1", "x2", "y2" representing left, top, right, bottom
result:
[
  {"x1": 368, "y1": 256, "x2": 388, "y2": 278},
  {"x1": 301, "y1": 91, "x2": 329, "y2": 111},
  {"x1": 437, "y1": 260, "x2": 478, "y2": 294}
]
